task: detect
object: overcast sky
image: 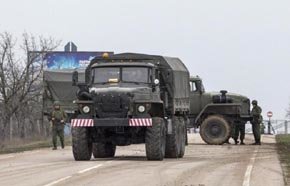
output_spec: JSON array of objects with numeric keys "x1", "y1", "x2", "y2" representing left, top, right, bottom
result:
[{"x1": 1, "y1": 0, "x2": 290, "y2": 119}]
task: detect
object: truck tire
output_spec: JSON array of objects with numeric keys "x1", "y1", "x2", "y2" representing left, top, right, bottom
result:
[
  {"x1": 72, "y1": 127, "x2": 92, "y2": 161},
  {"x1": 200, "y1": 115, "x2": 231, "y2": 145},
  {"x1": 145, "y1": 117, "x2": 166, "y2": 160},
  {"x1": 92, "y1": 143, "x2": 116, "y2": 158},
  {"x1": 165, "y1": 116, "x2": 181, "y2": 158},
  {"x1": 185, "y1": 118, "x2": 189, "y2": 146},
  {"x1": 178, "y1": 117, "x2": 186, "y2": 158}
]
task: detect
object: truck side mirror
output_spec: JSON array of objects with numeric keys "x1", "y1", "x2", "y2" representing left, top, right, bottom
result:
[{"x1": 72, "y1": 70, "x2": 78, "y2": 86}]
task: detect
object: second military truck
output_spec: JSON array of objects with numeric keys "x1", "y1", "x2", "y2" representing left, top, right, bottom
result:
[
  {"x1": 71, "y1": 53, "x2": 190, "y2": 161},
  {"x1": 188, "y1": 76, "x2": 251, "y2": 145}
]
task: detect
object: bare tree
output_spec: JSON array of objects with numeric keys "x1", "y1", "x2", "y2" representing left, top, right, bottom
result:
[
  {"x1": 0, "y1": 32, "x2": 60, "y2": 141},
  {"x1": 286, "y1": 103, "x2": 290, "y2": 119}
]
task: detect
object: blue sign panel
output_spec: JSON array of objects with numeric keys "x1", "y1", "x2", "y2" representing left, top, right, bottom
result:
[{"x1": 44, "y1": 52, "x2": 112, "y2": 69}]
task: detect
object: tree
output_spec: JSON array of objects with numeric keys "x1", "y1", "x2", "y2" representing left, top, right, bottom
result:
[
  {"x1": 0, "y1": 32, "x2": 60, "y2": 140},
  {"x1": 287, "y1": 103, "x2": 290, "y2": 119}
]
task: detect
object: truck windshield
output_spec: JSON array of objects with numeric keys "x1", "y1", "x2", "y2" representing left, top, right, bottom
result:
[{"x1": 93, "y1": 67, "x2": 150, "y2": 84}]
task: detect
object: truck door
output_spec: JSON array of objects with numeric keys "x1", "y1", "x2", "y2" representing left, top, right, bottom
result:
[{"x1": 189, "y1": 80, "x2": 202, "y2": 116}]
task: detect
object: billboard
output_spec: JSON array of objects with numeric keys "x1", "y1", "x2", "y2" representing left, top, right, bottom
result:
[{"x1": 44, "y1": 52, "x2": 113, "y2": 69}]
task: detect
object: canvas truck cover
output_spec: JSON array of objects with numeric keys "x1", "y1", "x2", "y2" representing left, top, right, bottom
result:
[
  {"x1": 90, "y1": 53, "x2": 190, "y2": 112},
  {"x1": 43, "y1": 69, "x2": 85, "y2": 115}
]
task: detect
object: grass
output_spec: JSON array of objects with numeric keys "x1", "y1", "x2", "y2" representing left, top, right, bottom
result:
[
  {"x1": 276, "y1": 134, "x2": 290, "y2": 185},
  {"x1": 0, "y1": 136, "x2": 71, "y2": 154}
]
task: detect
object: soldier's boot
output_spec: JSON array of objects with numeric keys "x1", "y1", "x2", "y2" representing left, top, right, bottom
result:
[
  {"x1": 240, "y1": 140, "x2": 245, "y2": 145},
  {"x1": 256, "y1": 140, "x2": 261, "y2": 145},
  {"x1": 52, "y1": 141, "x2": 57, "y2": 150},
  {"x1": 251, "y1": 141, "x2": 261, "y2": 145},
  {"x1": 234, "y1": 139, "x2": 239, "y2": 145},
  {"x1": 61, "y1": 141, "x2": 65, "y2": 149}
]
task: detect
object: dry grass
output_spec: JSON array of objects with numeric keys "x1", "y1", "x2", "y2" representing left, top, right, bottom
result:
[
  {"x1": 0, "y1": 136, "x2": 71, "y2": 154},
  {"x1": 276, "y1": 134, "x2": 290, "y2": 185}
]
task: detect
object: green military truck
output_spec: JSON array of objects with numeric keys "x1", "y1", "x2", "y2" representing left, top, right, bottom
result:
[
  {"x1": 71, "y1": 53, "x2": 190, "y2": 161},
  {"x1": 43, "y1": 69, "x2": 85, "y2": 121},
  {"x1": 188, "y1": 76, "x2": 251, "y2": 145}
]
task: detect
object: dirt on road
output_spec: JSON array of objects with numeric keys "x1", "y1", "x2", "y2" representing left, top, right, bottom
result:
[{"x1": 0, "y1": 134, "x2": 284, "y2": 186}]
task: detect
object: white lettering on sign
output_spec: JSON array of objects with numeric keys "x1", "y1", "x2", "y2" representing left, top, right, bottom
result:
[{"x1": 79, "y1": 60, "x2": 90, "y2": 67}]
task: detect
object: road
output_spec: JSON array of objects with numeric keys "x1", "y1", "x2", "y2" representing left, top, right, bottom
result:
[{"x1": 0, "y1": 134, "x2": 284, "y2": 186}]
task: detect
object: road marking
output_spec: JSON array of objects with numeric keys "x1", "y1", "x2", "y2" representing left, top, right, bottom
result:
[
  {"x1": 242, "y1": 148, "x2": 258, "y2": 186},
  {"x1": 0, "y1": 155, "x2": 15, "y2": 160},
  {"x1": 43, "y1": 176, "x2": 72, "y2": 186},
  {"x1": 78, "y1": 164, "x2": 103, "y2": 174},
  {"x1": 43, "y1": 161, "x2": 111, "y2": 186}
]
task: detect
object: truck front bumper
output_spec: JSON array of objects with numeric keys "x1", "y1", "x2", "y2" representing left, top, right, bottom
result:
[{"x1": 71, "y1": 118, "x2": 152, "y2": 127}]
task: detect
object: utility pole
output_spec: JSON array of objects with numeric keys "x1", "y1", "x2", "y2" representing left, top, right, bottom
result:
[{"x1": 267, "y1": 111, "x2": 273, "y2": 135}]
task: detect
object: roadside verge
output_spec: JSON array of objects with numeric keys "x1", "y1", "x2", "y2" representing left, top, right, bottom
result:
[
  {"x1": 276, "y1": 134, "x2": 290, "y2": 185},
  {"x1": 0, "y1": 136, "x2": 71, "y2": 154}
]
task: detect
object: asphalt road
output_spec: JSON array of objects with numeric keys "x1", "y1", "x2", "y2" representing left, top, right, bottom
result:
[{"x1": 0, "y1": 134, "x2": 284, "y2": 186}]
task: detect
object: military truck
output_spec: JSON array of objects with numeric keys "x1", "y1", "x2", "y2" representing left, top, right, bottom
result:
[
  {"x1": 188, "y1": 76, "x2": 251, "y2": 145},
  {"x1": 71, "y1": 53, "x2": 190, "y2": 161},
  {"x1": 43, "y1": 69, "x2": 85, "y2": 121}
]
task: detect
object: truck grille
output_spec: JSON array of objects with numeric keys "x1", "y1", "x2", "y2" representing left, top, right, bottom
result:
[{"x1": 95, "y1": 93, "x2": 130, "y2": 118}]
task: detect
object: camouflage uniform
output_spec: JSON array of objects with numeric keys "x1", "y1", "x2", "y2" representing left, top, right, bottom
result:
[
  {"x1": 51, "y1": 102, "x2": 67, "y2": 150},
  {"x1": 233, "y1": 121, "x2": 245, "y2": 145},
  {"x1": 251, "y1": 100, "x2": 262, "y2": 145}
]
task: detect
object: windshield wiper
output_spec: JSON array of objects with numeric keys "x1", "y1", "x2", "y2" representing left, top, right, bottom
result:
[{"x1": 123, "y1": 81, "x2": 148, "y2": 85}]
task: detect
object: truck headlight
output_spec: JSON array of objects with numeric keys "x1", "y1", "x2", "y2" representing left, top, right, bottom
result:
[
  {"x1": 83, "y1": 106, "x2": 90, "y2": 113},
  {"x1": 138, "y1": 105, "x2": 146, "y2": 113}
]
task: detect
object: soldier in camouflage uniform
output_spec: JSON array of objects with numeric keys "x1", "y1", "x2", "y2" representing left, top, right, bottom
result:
[
  {"x1": 233, "y1": 121, "x2": 245, "y2": 145},
  {"x1": 50, "y1": 101, "x2": 67, "y2": 150},
  {"x1": 250, "y1": 100, "x2": 262, "y2": 145}
]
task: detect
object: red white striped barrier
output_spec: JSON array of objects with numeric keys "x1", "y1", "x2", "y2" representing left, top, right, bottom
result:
[
  {"x1": 71, "y1": 118, "x2": 152, "y2": 127},
  {"x1": 71, "y1": 119, "x2": 94, "y2": 127},
  {"x1": 129, "y1": 118, "x2": 152, "y2": 127}
]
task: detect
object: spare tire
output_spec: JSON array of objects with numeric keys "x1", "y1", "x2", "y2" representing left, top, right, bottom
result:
[{"x1": 200, "y1": 115, "x2": 231, "y2": 145}]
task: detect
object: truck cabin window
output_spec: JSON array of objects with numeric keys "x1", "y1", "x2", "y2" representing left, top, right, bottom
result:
[
  {"x1": 190, "y1": 82, "x2": 197, "y2": 92},
  {"x1": 93, "y1": 67, "x2": 150, "y2": 84},
  {"x1": 93, "y1": 67, "x2": 119, "y2": 83}
]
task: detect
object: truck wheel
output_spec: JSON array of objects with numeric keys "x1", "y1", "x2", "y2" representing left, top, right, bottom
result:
[
  {"x1": 72, "y1": 127, "x2": 92, "y2": 161},
  {"x1": 178, "y1": 117, "x2": 186, "y2": 158},
  {"x1": 145, "y1": 117, "x2": 166, "y2": 160},
  {"x1": 165, "y1": 116, "x2": 181, "y2": 158},
  {"x1": 185, "y1": 118, "x2": 189, "y2": 146},
  {"x1": 92, "y1": 143, "x2": 116, "y2": 158},
  {"x1": 200, "y1": 115, "x2": 231, "y2": 145}
]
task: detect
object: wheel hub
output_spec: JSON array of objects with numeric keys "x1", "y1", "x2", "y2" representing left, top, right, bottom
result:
[{"x1": 209, "y1": 124, "x2": 222, "y2": 137}]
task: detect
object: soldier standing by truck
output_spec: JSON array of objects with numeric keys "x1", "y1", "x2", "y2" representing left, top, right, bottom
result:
[
  {"x1": 50, "y1": 101, "x2": 67, "y2": 150},
  {"x1": 251, "y1": 100, "x2": 262, "y2": 145},
  {"x1": 233, "y1": 122, "x2": 245, "y2": 145}
]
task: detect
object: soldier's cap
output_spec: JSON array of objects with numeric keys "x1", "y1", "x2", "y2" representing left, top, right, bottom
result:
[{"x1": 252, "y1": 100, "x2": 258, "y2": 105}]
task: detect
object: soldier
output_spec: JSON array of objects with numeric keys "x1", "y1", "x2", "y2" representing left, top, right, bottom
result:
[
  {"x1": 233, "y1": 122, "x2": 245, "y2": 145},
  {"x1": 50, "y1": 101, "x2": 67, "y2": 150},
  {"x1": 250, "y1": 100, "x2": 262, "y2": 145}
]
